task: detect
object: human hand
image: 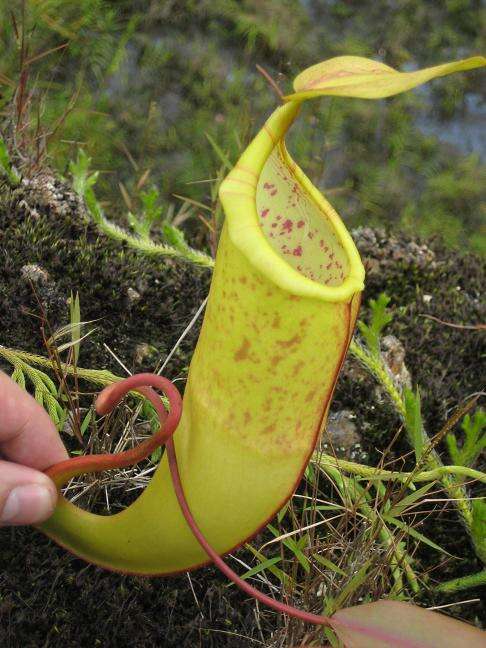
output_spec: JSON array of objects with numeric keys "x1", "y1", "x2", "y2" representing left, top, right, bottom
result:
[{"x1": 0, "y1": 370, "x2": 68, "y2": 526}]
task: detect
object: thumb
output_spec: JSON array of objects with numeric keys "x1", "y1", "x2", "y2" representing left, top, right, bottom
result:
[{"x1": 0, "y1": 460, "x2": 58, "y2": 526}]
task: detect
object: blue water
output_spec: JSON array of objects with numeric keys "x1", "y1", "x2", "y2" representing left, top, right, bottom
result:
[{"x1": 415, "y1": 92, "x2": 485, "y2": 160}]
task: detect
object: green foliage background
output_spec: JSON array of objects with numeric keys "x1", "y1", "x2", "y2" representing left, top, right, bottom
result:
[{"x1": 0, "y1": 0, "x2": 484, "y2": 252}]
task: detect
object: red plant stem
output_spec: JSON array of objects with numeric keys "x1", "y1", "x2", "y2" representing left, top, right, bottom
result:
[
  {"x1": 47, "y1": 374, "x2": 333, "y2": 628},
  {"x1": 165, "y1": 434, "x2": 332, "y2": 627},
  {"x1": 45, "y1": 374, "x2": 181, "y2": 483}
]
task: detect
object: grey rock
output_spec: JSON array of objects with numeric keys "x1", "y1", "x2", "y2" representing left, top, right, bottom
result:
[
  {"x1": 21, "y1": 263, "x2": 50, "y2": 284},
  {"x1": 127, "y1": 287, "x2": 141, "y2": 305},
  {"x1": 352, "y1": 227, "x2": 437, "y2": 275},
  {"x1": 322, "y1": 409, "x2": 364, "y2": 459},
  {"x1": 381, "y1": 334, "x2": 412, "y2": 391},
  {"x1": 133, "y1": 342, "x2": 157, "y2": 366}
]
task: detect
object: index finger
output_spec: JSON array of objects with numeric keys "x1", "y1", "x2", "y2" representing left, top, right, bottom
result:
[{"x1": 0, "y1": 370, "x2": 68, "y2": 470}]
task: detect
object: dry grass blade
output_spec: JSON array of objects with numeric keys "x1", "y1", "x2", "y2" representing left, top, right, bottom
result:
[
  {"x1": 172, "y1": 193, "x2": 213, "y2": 212},
  {"x1": 420, "y1": 314, "x2": 486, "y2": 330},
  {"x1": 24, "y1": 42, "x2": 69, "y2": 66},
  {"x1": 255, "y1": 64, "x2": 284, "y2": 100},
  {"x1": 0, "y1": 72, "x2": 16, "y2": 88}
]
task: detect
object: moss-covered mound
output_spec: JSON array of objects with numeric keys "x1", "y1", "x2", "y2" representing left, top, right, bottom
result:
[{"x1": 0, "y1": 172, "x2": 209, "y2": 376}]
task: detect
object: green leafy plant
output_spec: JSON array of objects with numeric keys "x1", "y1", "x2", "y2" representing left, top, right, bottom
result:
[
  {"x1": 126, "y1": 187, "x2": 163, "y2": 240},
  {"x1": 357, "y1": 293, "x2": 393, "y2": 357},
  {"x1": 69, "y1": 150, "x2": 215, "y2": 268},
  {"x1": 403, "y1": 387, "x2": 426, "y2": 461},
  {"x1": 348, "y1": 292, "x2": 486, "y2": 594},
  {"x1": 0, "y1": 135, "x2": 20, "y2": 186},
  {"x1": 446, "y1": 409, "x2": 486, "y2": 469}
]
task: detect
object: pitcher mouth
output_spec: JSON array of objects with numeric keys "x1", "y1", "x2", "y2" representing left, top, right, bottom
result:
[{"x1": 219, "y1": 101, "x2": 365, "y2": 303}]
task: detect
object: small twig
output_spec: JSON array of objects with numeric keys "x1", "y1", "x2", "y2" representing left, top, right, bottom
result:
[
  {"x1": 102, "y1": 343, "x2": 132, "y2": 377},
  {"x1": 420, "y1": 314, "x2": 486, "y2": 331},
  {"x1": 186, "y1": 573, "x2": 204, "y2": 618},
  {"x1": 24, "y1": 42, "x2": 69, "y2": 66},
  {"x1": 156, "y1": 297, "x2": 208, "y2": 376},
  {"x1": 428, "y1": 598, "x2": 480, "y2": 610},
  {"x1": 256, "y1": 64, "x2": 284, "y2": 101}
]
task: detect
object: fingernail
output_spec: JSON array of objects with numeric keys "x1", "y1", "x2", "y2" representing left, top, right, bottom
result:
[{"x1": 1, "y1": 484, "x2": 56, "y2": 524}]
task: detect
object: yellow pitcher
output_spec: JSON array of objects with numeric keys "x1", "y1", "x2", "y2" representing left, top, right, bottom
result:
[{"x1": 40, "y1": 54, "x2": 485, "y2": 575}]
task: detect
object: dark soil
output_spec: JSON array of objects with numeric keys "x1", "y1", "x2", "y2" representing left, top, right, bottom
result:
[
  {"x1": 0, "y1": 172, "x2": 209, "y2": 376},
  {"x1": 0, "y1": 176, "x2": 485, "y2": 646}
]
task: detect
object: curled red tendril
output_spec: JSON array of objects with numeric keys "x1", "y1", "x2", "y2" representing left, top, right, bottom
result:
[{"x1": 47, "y1": 373, "x2": 333, "y2": 629}]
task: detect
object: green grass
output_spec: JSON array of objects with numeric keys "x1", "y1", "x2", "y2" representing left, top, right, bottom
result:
[{"x1": 0, "y1": 0, "x2": 484, "y2": 253}]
